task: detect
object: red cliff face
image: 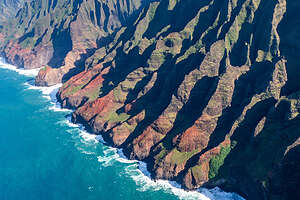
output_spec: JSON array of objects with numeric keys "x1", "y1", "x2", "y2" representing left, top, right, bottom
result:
[
  {"x1": 55, "y1": 0, "x2": 300, "y2": 199},
  {"x1": 2, "y1": 0, "x2": 300, "y2": 199},
  {"x1": 0, "y1": 0, "x2": 145, "y2": 85},
  {"x1": 3, "y1": 40, "x2": 52, "y2": 69}
]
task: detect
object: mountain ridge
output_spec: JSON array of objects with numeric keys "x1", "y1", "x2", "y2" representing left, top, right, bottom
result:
[{"x1": 1, "y1": 0, "x2": 300, "y2": 199}]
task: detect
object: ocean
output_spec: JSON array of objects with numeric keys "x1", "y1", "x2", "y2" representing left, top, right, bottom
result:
[{"x1": 0, "y1": 59, "x2": 244, "y2": 200}]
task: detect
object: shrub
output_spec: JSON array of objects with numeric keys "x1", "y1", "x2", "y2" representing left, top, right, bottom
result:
[{"x1": 208, "y1": 145, "x2": 232, "y2": 179}]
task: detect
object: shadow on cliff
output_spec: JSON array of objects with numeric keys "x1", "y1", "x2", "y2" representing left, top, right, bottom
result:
[
  {"x1": 212, "y1": 97, "x2": 276, "y2": 199},
  {"x1": 120, "y1": 51, "x2": 206, "y2": 151},
  {"x1": 47, "y1": 25, "x2": 72, "y2": 68},
  {"x1": 110, "y1": 0, "x2": 228, "y2": 152},
  {"x1": 176, "y1": 58, "x2": 278, "y2": 190},
  {"x1": 248, "y1": 0, "x2": 278, "y2": 65},
  {"x1": 206, "y1": 60, "x2": 277, "y2": 149},
  {"x1": 143, "y1": 0, "x2": 213, "y2": 39},
  {"x1": 94, "y1": 0, "x2": 224, "y2": 100},
  {"x1": 276, "y1": 144, "x2": 300, "y2": 200},
  {"x1": 219, "y1": 98, "x2": 300, "y2": 200},
  {"x1": 175, "y1": 0, "x2": 283, "y2": 185},
  {"x1": 160, "y1": 76, "x2": 218, "y2": 151},
  {"x1": 279, "y1": 0, "x2": 300, "y2": 96},
  {"x1": 49, "y1": 0, "x2": 152, "y2": 82},
  {"x1": 95, "y1": 0, "x2": 270, "y2": 160},
  {"x1": 214, "y1": 2, "x2": 300, "y2": 199}
]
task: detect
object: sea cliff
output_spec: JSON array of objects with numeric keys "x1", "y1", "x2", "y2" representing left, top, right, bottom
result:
[{"x1": 1, "y1": 0, "x2": 300, "y2": 199}]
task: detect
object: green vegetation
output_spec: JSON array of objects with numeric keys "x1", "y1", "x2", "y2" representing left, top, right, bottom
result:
[
  {"x1": 171, "y1": 148, "x2": 199, "y2": 165},
  {"x1": 155, "y1": 145, "x2": 168, "y2": 162},
  {"x1": 225, "y1": 6, "x2": 247, "y2": 50},
  {"x1": 65, "y1": 85, "x2": 83, "y2": 96},
  {"x1": 113, "y1": 86, "x2": 124, "y2": 102},
  {"x1": 147, "y1": 52, "x2": 166, "y2": 71},
  {"x1": 176, "y1": 39, "x2": 204, "y2": 64},
  {"x1": 63, "y1": 82, "x2": 100, "y2": 99},
  {"x1": 123, "y1": 122, "x2": 136, "y2": 133},
  {"x1": 41, "y1": 66, "x2": 47, "y2": 71},
  {"x1": 85, "y1": 87, "x2": 101, "y2": 102},
  {"x1": 148, "y1": 3, "x2": 159, "y2": 22},
  {"x1": 256, "y1": 50, "x2": 273, "y2": 62},
  {"x1": 208, "y1": 142, "x2": 236, "y2": 179},
  {"x1": 105, "y1": 111, "x2": 130, "y2": 123},
  {"x1": 168, "y1": 0, "x2": 179, "y2": 10},
  {"x1": 20, "y1": 38, "x2": 36, "y2": 49},
  {"x1": 191, "y1": 165, "x2": 203, "y2": 180}
]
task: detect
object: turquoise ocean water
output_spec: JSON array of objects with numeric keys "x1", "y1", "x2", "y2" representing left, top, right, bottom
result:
[{"x1": 0, "y1": 59, "x2": 244, "y2": 200}]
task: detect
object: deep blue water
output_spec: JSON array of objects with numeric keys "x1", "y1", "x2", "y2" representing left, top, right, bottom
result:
[{"x1": 0, "y1": 62, "x2": 244, "y2": 200}]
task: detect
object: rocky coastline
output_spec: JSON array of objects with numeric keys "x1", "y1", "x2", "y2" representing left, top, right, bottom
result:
[{"x1": 1, "y1": 0, "x2": 300, "y2": 199}]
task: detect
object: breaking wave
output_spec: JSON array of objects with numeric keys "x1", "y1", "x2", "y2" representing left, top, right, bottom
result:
[
  {"x1": 1, "y1": 58, "x2": 245, "y2": 200},
  {"x1": 0, "y1": 57, "x2": 40, "y2": 77}
]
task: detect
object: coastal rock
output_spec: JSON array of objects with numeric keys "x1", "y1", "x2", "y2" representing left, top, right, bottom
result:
[
  {"x1": 0, "y1": 0, "x2": 146, "y2": 85},
  {"x1": 1, "y1": 0, "x2": 300, "y2": 199},
  {"x1": 55, "y1": 0, "x2": 300, "y2": 199}
]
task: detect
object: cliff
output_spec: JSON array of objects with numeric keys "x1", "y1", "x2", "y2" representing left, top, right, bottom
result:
[
  {"x1": 0, "y1": 0, "x2": 146, "y2": 85},
  {"x1": 1, "y1": 0, "x2": 300, "y2": 199},
  {"x1": 0, "y1": 0, "x2": 24, "y2": 23}
]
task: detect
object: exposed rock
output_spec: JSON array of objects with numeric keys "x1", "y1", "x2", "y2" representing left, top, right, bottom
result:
[
  {"x1": 1, "y1": 0, "x2": 300, "y2": 199},
  {"x1": 0, "y1": 0, "x2": 147, "y2": 85}
]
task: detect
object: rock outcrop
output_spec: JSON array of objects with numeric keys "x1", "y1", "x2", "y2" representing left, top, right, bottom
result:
[
  {"x1": 0, "y1": 0, "x2": 146, "y2": 85},
  {"x1": 0, "y1": 0, "x2": 24, "y2": 23},
  {"x1": 1, "y1": 0, "x2": 300, "y2": 199}
]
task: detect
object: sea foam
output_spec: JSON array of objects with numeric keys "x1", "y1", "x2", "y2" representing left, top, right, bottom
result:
[
  {"x1": 121, "y1": 154, "x2": 244, "y2": 200},
  {"x1": 0, "y1": 57, "x2": 40, "y2": 77},
  {"x1": 0, "y1": 57, "x2": 245, "y2": 200}
]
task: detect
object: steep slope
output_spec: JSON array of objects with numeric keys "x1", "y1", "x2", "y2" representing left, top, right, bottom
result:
[
  {"x1": 0, "y1": 0, "x2": 24, "y2": 22},
  {"x1": 56, "y1": 0, "x2": 300, "y2": 199},
  {"x1": 1, "y1": 0, "x2": 300, "y2": 199},
  {"x1": 0, "y1": 0, "x2": 147, "y2": 85}
]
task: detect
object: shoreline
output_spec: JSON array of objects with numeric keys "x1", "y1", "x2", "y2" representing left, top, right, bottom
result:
[{"x1": 0, "y1": 59, "x2": 245, "y2": 200}]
